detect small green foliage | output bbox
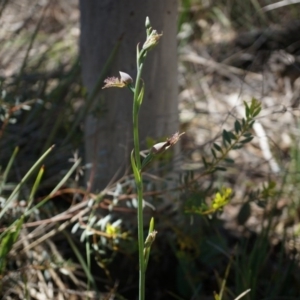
[201,99,261,176]
[0,216,24,274]
[261,180,276,199]
[185,187,232,215]
[185,99,261,222]
[0,145,81,291]
[222,129,232,146]
[247,180,277,208]
[244,98,261,120]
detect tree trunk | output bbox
[80,0,178,190]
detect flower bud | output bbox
[145,16,151,29]
[119,71,133,85]
[151,142,169,154]
[142,30,163,52]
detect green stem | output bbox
[132,55,147,300]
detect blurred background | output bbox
[1,0,300,299]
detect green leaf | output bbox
[222,129,232,145]
[244,101,250,119]
[131,150,141,182]
[0,216,24,273]
[25,156,82,216]
[253,107,261,117]
[141,152,154,169]
[233,144,243,149]
[137,83,145,106]
[0,145,54,220]
[234,120,241,134]
[243,132,252,137]
[213,143,222,152]
[144,218,157,269]
[148,217,155,235]
[215,166,227,171]
[246,98,262,119]
[211,148,217,159]
[249,120,255,128]
[229,131,237,140]
[242,118,246,127]
[224,158,235,164]
[0,147,19,195]
[214,292,221,300]
[27,166,44,211]
[241,136,254,144]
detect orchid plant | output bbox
[103,17,183,300]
